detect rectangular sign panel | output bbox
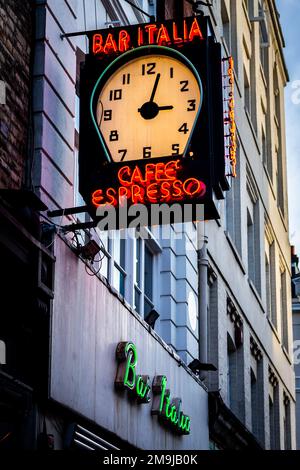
[79,16,234,225]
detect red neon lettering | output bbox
[104,33,118,54]
[160,181,171,201]
[144,24,158,44]
[147,183,159,203]
[131,166,145,184]
[92,189,104,207]
[155,162,167,181]
[118,166,131,186]
[188,18,203,41]
[156,24,171,46]
[173,22,183,43]
[165,160,180,179]
[119,30,131,52]
[106,188,117,206]
[138,26,144,46]
[118,186,131,204]
[183,178,202,196]
[183,20,188,41]
[145,164,156,184]
[93,34,103,54]
[172,180,184,198]
[131,185,144,204]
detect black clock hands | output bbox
[138,74,173,120]
[149,73,161,103]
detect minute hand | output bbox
[149,73,161,102]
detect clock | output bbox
[91,46,203,163]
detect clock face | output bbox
[95,53,202,163]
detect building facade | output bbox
[0,0,295,450]
[292,247,300,449]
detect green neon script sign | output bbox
[115,341,191,435]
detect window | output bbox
[221,0,230,52]
[250,340,265,445]
[262,125,267,167]
[226,143,241,253]
[134,237,154,317]
[112,232,126,297]
[259,26,268,77]
[283,397,292,450]
[269,379,280,449]
[262,109,272,178]
[251,369,259,437]
[265,236,277,326]
[274,67,281,125]
[244,68,251,116]
[258,1,269,78]
[280,269,289,351]
[227,331,244,421]
[276,147,284,216]
[247,206,261,294]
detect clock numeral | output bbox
[118,149,127,161]
[187,99,196,111]
[142,63,156,75]
[170,67,174,79]
[109,130,119,141]
[122,73,130,85]
[178,123,189,134]
[109,89,122,101]
[104,110,112,121]
[143,147,152,159]
[180,80,189,92]
[172,144,180,155]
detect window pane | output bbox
[99,254,108,279]
[144,246,153,301]
[134,287,141,314]
[113,266,125,297]
[135,238,141,287]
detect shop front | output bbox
[50,236,209,450]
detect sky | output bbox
[276,0,300,255]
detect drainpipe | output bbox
[197,222,208,381]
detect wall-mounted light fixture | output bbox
[144,309,160,329]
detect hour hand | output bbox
[157,105,173,111]
[138,102,173,120]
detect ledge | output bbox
[224,230,246,275]
[248,278,265,313]
[267,317,281,344]
[282,345,292,365]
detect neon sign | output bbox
[91,160,206,208]
[92,17,204,56]
[223,56,237,178]
[115,342,191,435]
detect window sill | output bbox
[263,163,276,200]
[277,205,288,232]
[267,317,281,344]
[224,231,246,275]
[282,345,292,365]
[259,63,268,90]
[244,107,260,153]
[248,278,265,313]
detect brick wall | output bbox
[0,0,33,189]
